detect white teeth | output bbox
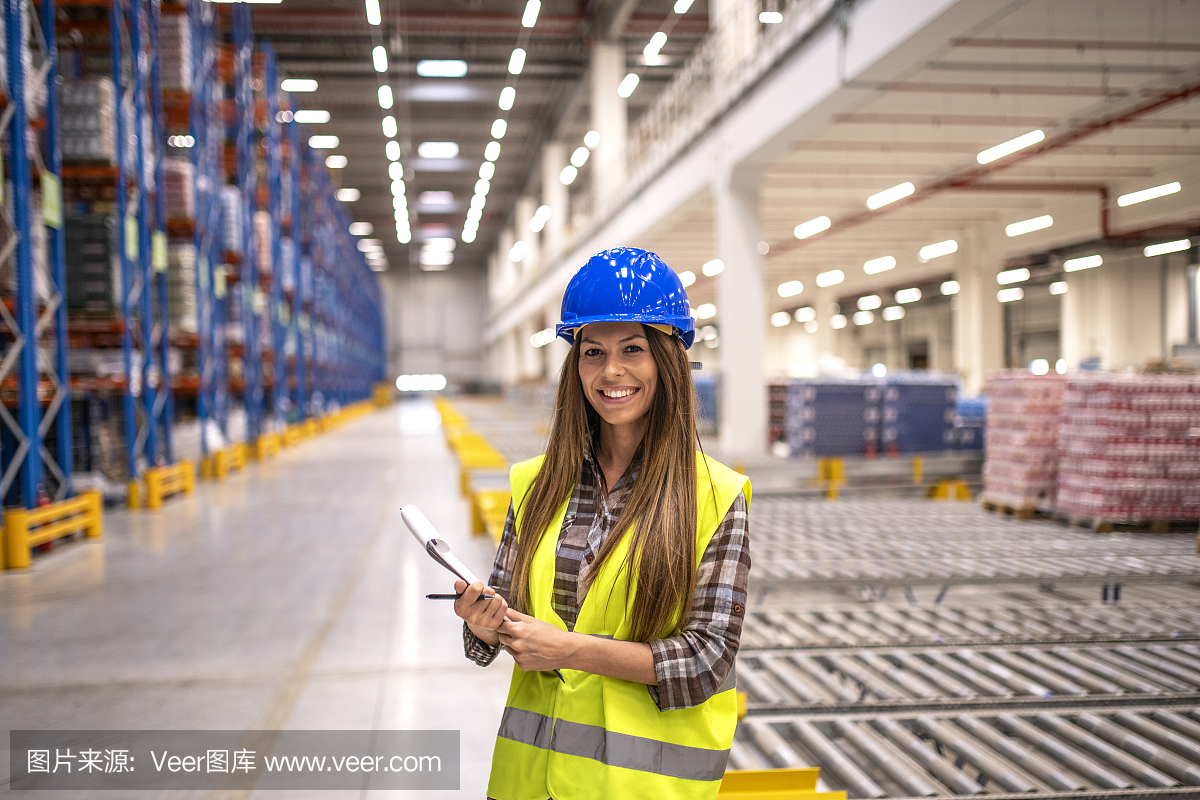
[602,388,635,398]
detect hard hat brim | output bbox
[556,314,695,349]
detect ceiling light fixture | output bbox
[378,85,393,109]
[372,45,388,73]
[418,141,459,159]
[777,280,803,298]
[478,162,495,181]
[484,141,501,161]
[308,135,338,149]
[816,269,844,287]
[793,215,830,239]
[570,146,589,168]
[509,241,528,262]
[584,130,599,148]
[702,259,724,277]
[336,188,360,202]
[529,204,552,232]
[617,73,639,98]
[560,165,578,185]
[1118,181,1181,207]
[1063,254,1102,272]
[997,287,1024,302]
[491,119,507,139]
[325,155,347,169]
[498,86,515,111]
[355,238,381,252]
[419,191,454,205]
[389,163,404,182]
[997,267,1030,284]
[794,307,816,323]
[857,295,881,311]
[696,303,716,320]
[364,0,380,24]
[759,11,782,22]
[770,311,791,327]
[644,32,667,60]
[882,306,904,321]
[508,48,526,75]
[386,141,401,161]
[1049,281,1068,295]
[830,314,847,329]
[976,130,1044,165]
[852,310,875,325]
[1144,239,1191,257]
[521,0,540,27]
[424,238,456,252]
[674,0,694,12]
[863,255,896,274]
[475,179,491,196]
[382,116,397,138]
[348,222,373,236]
[416,60,468,78]
[894,287,921,304]
[918,239,958,261]
[280,78,317,92]
[866,181,914,210]
[1005,215,1052,237]
[940,280,960,295]
[293,110,329,124]
[678,270,695,287]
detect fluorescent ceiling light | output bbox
[696,303,716,320]
[882,306,904,321]
[794,307,816,323]
[1118,181,1180,207]
[1006,215,1052,237]
[420,251,454,267]
[509,241,528,262]
[644,32,667,59]
[348,222,373,236]
[336,188,360,202]
[997,287,1024,302]
[560,165,578,185]
[418,141,459,159]
[976,130,1044,165]
[894,287,922,304]
[308,135,339,149]
[940,280,959,295]
[372,46,388,73]
[280,79,317,92]
[617,73,640,98]
[863,255,896,274]
[852,310,874,325]
[397,228,411,244]
[919,239,958,261]
[1063,254,1102,272]
[424,238,456,251]
[702,259,724,277]
[1144,239,1191,257]
[522,0,540,27]
[389,162,404,181]
[393,195,407,210]
[759,11,782,22]
[419,191,454,205]
[793,216,830,239]
[365,0,380,25]
[291,110,327,124]
[386,141,401,161]
[484,141,501,161]
[1049,281,1068,295]
[678,270,695,287]
[470,195,486,210]
[816,269,844,287]
[499,86,515,111]
[416,60,468,78]
[529,204,551,232]
[777,280,803,298]
[584,130,599,148]
[355,239,381,252]
[1029,358,1049,375]
[857,295,881,311]
[475,179,491,196]
[467,207,482,222]
[378,85,393,109]
[491,119,507,139]
[530,328,555,348]
[478,161,495,181]
[830,314,847,329]
[508,48,526,75]
[673,0,694,12]
[325,155,348,169]
[866,182,914,210]
[461,229,476,244]
[382,116,397,138]
[570,146,590,168]
[997,267,1030,285]
[770,311,791,327]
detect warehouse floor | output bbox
[0,402,509,799]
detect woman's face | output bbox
[577,322,658,430]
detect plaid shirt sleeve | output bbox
[463,501,516,667]
[647,491,751,711]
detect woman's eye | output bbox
[583,348,602,358]
[625,345,644,354]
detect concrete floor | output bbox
[0,399,511,799]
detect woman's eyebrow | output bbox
[581,334,647,345]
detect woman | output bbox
[454,247,751,800]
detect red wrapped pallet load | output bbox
[1055,375,1200,527]
[981,371,1065,513]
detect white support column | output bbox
[515,196,539,278]
[953,229,1004,394]
[590,42,626,207]
[714,169,767,459]
[542,143,568,262]
[497,227,516,300]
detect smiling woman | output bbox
[454,247,752,800]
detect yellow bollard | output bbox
[146,469,163,510]
[127,480,141,509]
[912,456,923,485]
[3,506,30,569]
[736,690,747,720]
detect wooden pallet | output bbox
[981,499,1045,520]
[1054,514,1200,534]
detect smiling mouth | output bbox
[600,388,638,399]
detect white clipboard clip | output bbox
[401,505,481,586]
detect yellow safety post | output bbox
[254,433,281,461]
[825,457,844,500]
[143,461,196,509]
[374,383,393,407]
[3,491,104,570]
[472,489,511,544]
[127,480,141,509]
[956,479,972,500]
[303,419,319,437]
[912,456,923,485]
[736,690,747,720]
[719,768,845,799]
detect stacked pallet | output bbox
[981,372,1064,513]
[221,186,242,253]
[158,11,192,90]
[881,374,958,454]
[168,243,196,334]
[64,214,117,314]
[786,378,881,457]
[163,158,194,220]
[60,78,117,163]
[767,380,788,445]
[1056,375,1200,527]
[254,211,271,274]
[954,395,987,451]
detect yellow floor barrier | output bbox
[451,433,508,496]
[472,489,511,544]
[254,433,282,461]
[204,442,249,481]
[141,460,195,510]
[3,491,103,569]
[719,768,845,799]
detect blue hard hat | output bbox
[556,247,695,349]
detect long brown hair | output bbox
[508,325,701,642]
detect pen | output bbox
[426,592,498,601]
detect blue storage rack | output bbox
[881,374,959,454]
[786,379,882,457]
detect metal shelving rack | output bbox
[0,0,74,508]
[285,111,307,421]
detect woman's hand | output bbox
[497,610,574,672]
[453,580,508,646]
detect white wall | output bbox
[382,266,488,386]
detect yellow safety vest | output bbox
[487,452,751,800]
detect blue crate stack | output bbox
[954,394,987,451]
[881,373,959,454]
[785,378,882,457]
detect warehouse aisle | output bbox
[0,400,511,799]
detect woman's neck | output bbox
[596,418,647,494]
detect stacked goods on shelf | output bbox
[881,373,959,454]
[694,375,718,436]
[158,11,191,90]
[767,380,788,444]
[221,186,242,253]
[254,210,271,274]
[954,395,988,451]
[163,158,194,220]
[59,78,116,163]
[1056,375,1200,524]
[278,236,295,291]
[785,378,881,457]
[981,371,1064,512]
[0,10,46,117]
[167,244,196,333]
[64,215,117,314]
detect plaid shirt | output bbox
[463,451,751,711]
